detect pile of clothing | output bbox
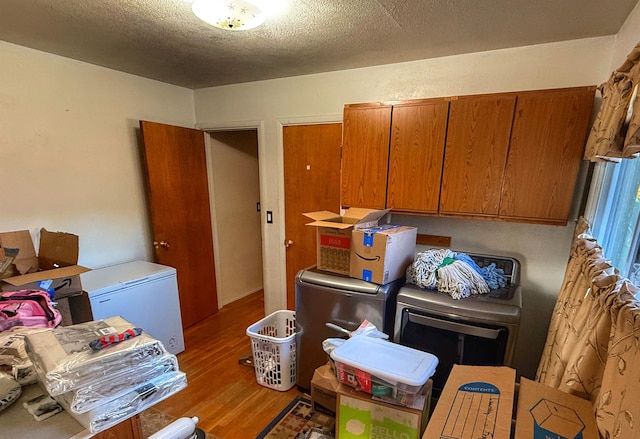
[23,316,186,433]
[406,249,507,299]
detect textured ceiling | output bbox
[0,0,638,89]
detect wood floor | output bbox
[153,291,302,438]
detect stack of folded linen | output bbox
[24,316,187,433]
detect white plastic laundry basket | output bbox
[246,310,296,391]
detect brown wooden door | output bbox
[140,120,218,328]
[440,94,516,216]
[387,99,449,213]
[499,87,595,223]
[341,104,392,209]
[283,123,342,310]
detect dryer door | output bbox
[397,307,509,396]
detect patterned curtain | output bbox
[584,42,640,162]
[535,218,640,437]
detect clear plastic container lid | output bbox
[330,335,438,387]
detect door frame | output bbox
[196,115,342,314]
[197,120,265,311]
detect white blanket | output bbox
[24,316,167,395]
[64,353,179,413]
[55,371,187,433]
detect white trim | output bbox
[276,113,343,126]
[203,132,223,310]
[196,120,262,131]
[198,120,272,312]
[583,161,608,225]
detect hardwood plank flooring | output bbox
[153,291,302,438]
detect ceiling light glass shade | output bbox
[192,0,266,31]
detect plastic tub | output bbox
[330,335,438,405]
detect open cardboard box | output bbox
[304,208,391,276]
[311,362,341,417]
[0,229,89,298]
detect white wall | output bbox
[0,41,196,269]
[611,1,640,69]
[208,130,263,306]
[193,37,618,379]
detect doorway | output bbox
[207,130,264,307]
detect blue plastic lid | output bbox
[330,335,438,386]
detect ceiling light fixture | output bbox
[192,0,266,31]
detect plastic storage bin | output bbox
[330,335,438,406]
[246,310,297,391]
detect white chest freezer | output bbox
[80,260,185,355]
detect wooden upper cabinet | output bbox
[340,86,595,224]
[386,100,449,213]
[341,103,392,209]
[440,94,516,217]
[499,87,595,224]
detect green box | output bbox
[336,381,431,439]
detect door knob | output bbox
[284,239,294,248]
[154,240,170,249]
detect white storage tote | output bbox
[246,310,296,391]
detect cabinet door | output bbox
[440,94,516,216]
[499,87,595,224]
[341,104,392,209]
[386,100,449,213]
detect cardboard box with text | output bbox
[337,380,432,439]
[423,365,515,439]
[350,225,417,284]
[304,208,390,275]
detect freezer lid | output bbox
[295,268,396,295]
[81,260,176,298]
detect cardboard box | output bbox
[337,381,432,439]
[514,378,598,439]
[312,363,341,417]
[423,365,515,439]
[350,225,417,284]
[0,229,89,298]
[304,208,390,275]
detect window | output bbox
[589,158,640,284]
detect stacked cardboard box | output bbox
[311,363,433,439]
[304,208,417,285]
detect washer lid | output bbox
[397,283,522,324]
[330,335,438,386]
[295,268,398,295]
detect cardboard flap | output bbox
[38,228,79,269]
[343,208,391,225]
[303,211,342,222]
[306,220,355,229]
[0,230,38,275]
[3,265,90,287]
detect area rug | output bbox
[256,396,335,439]
[140,406,220,439]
